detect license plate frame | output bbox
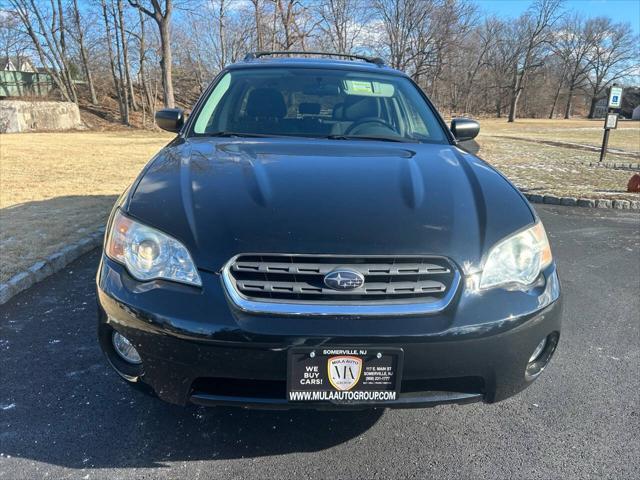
[287,347,403,404]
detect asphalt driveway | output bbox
[1,205,638,479]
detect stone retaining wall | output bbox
[0,100,83,133]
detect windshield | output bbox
[190,67,447,143]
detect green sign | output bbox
[343,79,395,97]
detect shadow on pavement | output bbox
[0,250,383,470]
[0,194,118,282]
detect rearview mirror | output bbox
[450,117,480,142]
[155,108,184,133]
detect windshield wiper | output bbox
[201,131,273,138]
[325,134,413,143]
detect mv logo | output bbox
[327,356,362,391]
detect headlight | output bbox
[479,222,552,289]
[105,209,202,286]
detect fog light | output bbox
[112,331,142,364]
[529,338,547,363]
[525,332,559,381]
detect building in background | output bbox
[1,56,37,73]
[593,87,640,119]
[0,55,53,98]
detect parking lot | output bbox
[1,204,638,479]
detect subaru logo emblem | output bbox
[324,269,365,291]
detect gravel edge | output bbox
[0,228,105,305]
[0,191,638,306]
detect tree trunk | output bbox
[548,86,560,119]
[271,0,277,50]
[72,0,98,105]
[117,0,137,111]
[218,0,226,68]
[101,0,127,124]
[278,0,294,50]
[548,90,560,118]
[112,1,129,124]
[508,69,524,123]
[563,86,574,119]
[138,9,152,118]
[507,91,521,122]
[548,63,567,119]
[587,94,599,119]
[56,0,78,103]
[158,19,174,108]
[127,0,173,109]
[252,0,262,50]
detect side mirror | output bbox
[450,117,480,142]
[155,108,184,133]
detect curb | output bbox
[522,193,640,210]
[0,227,105,305]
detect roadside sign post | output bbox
[599,84,623,162]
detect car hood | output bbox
[126,138,534,272]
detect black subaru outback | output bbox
[97,52,561,408]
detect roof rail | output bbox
[243,51,386,67]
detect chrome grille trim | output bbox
[221,254,461,316]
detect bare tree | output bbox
[584,18,638,118]
[206,0,251,70]
[418,0,476,104]
[317,0,369,53]
[0,10,30,62]
[6,0,639,123]
[545,53,566,118]
[482,20,514,117]
[506,0,563,122]
[112,0,130,120]
[135,9,155,123]
[128,0,174,108]
[178,14,209,92]
[550,15,598,118]
[53,0,77,101]
[9,0,78,102]
[100,0,128,123]
[455,17,500,114]
[116,0,137,110]
[249,0,262,50]
[277,0,295,50]
[70,0,99,105]
[374,0,431,72]
[272,0,317,51]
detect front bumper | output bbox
[97,256,562,409]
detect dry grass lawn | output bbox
[0,131,172,283]
[0,120,638,284]
[479,118,640,154]
[476,118,640,202]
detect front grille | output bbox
[224,254,458,306]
